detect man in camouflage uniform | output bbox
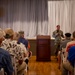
[52,25,64,58]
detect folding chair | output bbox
[59,48,67,69]
[61,48,67,63]
[11,54,17,75]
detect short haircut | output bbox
[65,33,71,37]
[18,31,24,34]
[56,25,60,27]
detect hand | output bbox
[56,33,59,36]
[58,33,61,36]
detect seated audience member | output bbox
[58,33,71,69]
[18,31,32,56]
[1,28,26,75]
[18,31,32,69]
[13,32,28,57]
[61,31,75,75]
[13,32,29,71]
[62,46,75,75]
[18,31,28,49]
[66,31,75,52]
[0,28,13,75]
[13,32,29,57]
[60,33,71,50]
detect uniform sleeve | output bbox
[52,31,56,38]
[61,31,64,38]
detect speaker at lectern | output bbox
[36,35,51,61]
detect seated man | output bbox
[61,31,75,75]
[60,33,71,49]
[18,31,32,56]
[58,33,71,69]
[62,46,75,75]
[18,31,28,49]
[18,31,32,69]
[1,28,26,75]
[0,28,13,75]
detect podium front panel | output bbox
[36,35,51,61]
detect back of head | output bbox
[18,31,24,37]
[13,32,20,40]
[4,28,14,39]
[65,33,71,38]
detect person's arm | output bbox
[52,31,58,38]
[61,31,64,38]
[28,42,30,49]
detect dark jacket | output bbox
[18,37,28,48]
[0,48,13,75]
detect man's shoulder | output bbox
[53,30,57,33]
[19,37,27,41]
[63,39,70,43]
[0,48,10,56]
[61,40,70,45]
[67,41,75,44]
[67,41,75,47]
[60,30,63,32]
[61,40,66,44]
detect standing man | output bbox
[52,25,64,58]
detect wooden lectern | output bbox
[36,35,51,61]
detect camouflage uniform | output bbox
[53,30,64,56]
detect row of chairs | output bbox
[10,54,17,75]
[0,54,29,75]
[11,54,29,75]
